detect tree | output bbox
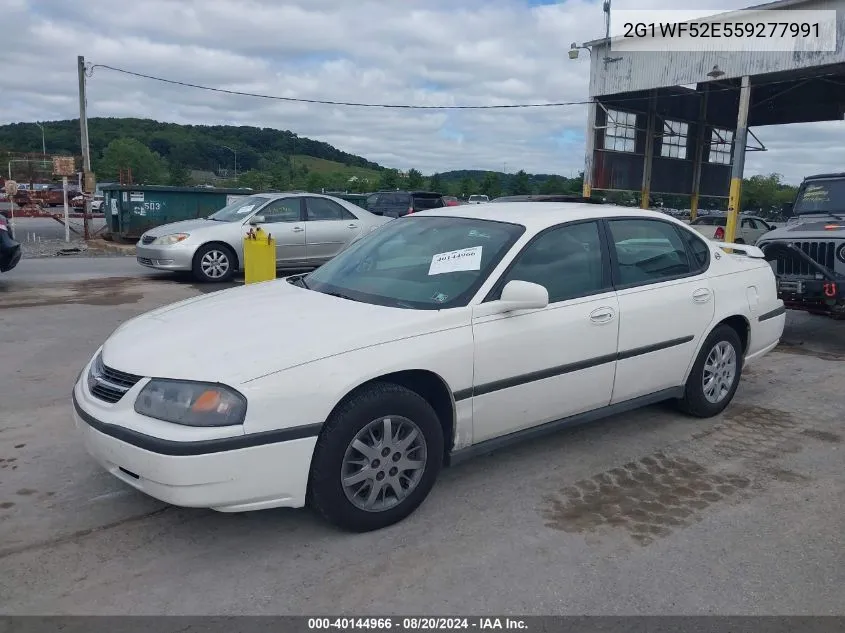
[306,172,326,193]
[509,170,531,195]
[539,175,568,195]
[479,172,502,199]
[379,169,399,190]
[459,177,476,197]
[429,172,443,192]
[239,169,272,191]
[407,168,424,190]
[97,137,167,184]
[168,162,192,186]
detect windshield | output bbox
[207,196,267,222]
[793,179,845,215]
[304,216,525,309]
[469,195,487,201]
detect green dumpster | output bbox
[101,185,256,241]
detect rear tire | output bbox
[192,243,235,283]
[678,325,743,418]
[309,383,444,532]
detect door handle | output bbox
[292,226,304,233]
[692,288,712,303]
[589,307,616,324]
[348,223,359,229]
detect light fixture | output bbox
[707,65,725,79]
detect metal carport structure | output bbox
[579,0,845,241]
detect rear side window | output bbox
[608,219,693,286]
[675,226,710,273]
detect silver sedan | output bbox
[135,192,391,282]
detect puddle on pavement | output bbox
[540,402,836,546]
[0,277,144,309]
[540,453,752,546]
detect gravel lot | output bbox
[0,263,843,615]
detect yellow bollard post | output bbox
[243,226,276,284]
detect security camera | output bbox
[568,48,579,60]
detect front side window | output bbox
[258,198,301,223]
[304,216,525,309]
[495,221,607,303]
[608,219,692,286]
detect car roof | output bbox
[413,202,682,230]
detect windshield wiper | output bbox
[289,274,309,289]
[323,291,360,302]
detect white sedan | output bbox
[73,203,785,532]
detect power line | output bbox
[88,62,844,110]
[88,63,592,109]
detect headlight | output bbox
[152,233,190,245]
[134,379,247,427]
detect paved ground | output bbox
[0,260,843,615]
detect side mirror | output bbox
[249,215,266,225]
[475,280,549,317]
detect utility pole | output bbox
[35,122,46,155]
[78,55,92,240]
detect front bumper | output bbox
[135,243,196,272]
[72,377,318,512]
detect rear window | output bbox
[794,179,845,214]
[694,217,726,226]
[413,195,444,210]
[373,193,410,206]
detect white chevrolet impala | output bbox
[73,203,785,532]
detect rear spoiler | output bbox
[710,241,766,259]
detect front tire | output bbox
[309,383,444,532]
[678,325,743,418]
[192,243,235,283]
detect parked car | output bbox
[135,192,391,283]
[367,191,445,217]
[0,212,21,273]
[467,194,489,204]
[442,196,461,207]
[71,194,104,211]
[689,214,776,244]
[74,202,784,532]
[757,172,845,319]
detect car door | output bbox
[470,220,619,444]
[741,217,769,243]
[250,197,307,265]
[605,218,715,405]
[304,197,362,263]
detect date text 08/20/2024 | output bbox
[307,618,528,631]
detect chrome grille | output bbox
[141,235,155,245]
[774,241,837,276]
[88,354,143,404]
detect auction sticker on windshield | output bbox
[429,246,482,275]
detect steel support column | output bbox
[726,75,750,243]
[690,86,709,223]
[640,91,657,210]
[582,99,597,198]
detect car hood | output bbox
[761,218,845,241]
[101,279,469,384]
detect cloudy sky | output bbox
[2,0,843,183]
